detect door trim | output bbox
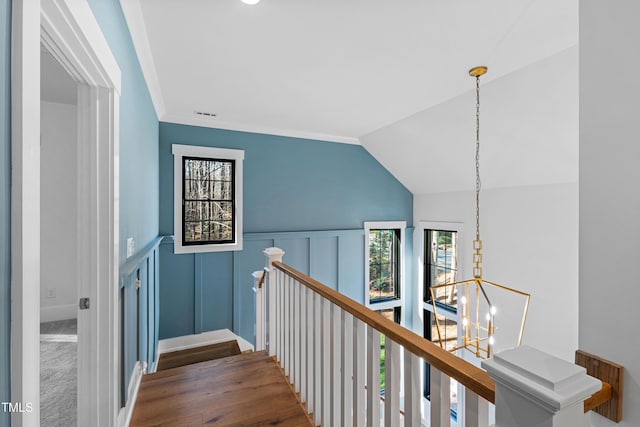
[11,0,120,425]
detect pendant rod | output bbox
[469,66,487,279]
[475,74,481,242]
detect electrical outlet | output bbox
[126,237,135,258]
[46,288,56,299]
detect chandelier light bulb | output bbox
[489,335,495,346]
[490,305,497,315]
[462,317,468,327]
[461,296,467,305]
[486,313,491,321]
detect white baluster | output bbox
[366,327,381,427]
[252,271,265,351]
[464,389,489,427]
[322,298,331,426]
[384,338,401,427]
[263,247,284,357]
[354,319,366,427]
[284,274,290,378]
[430,368,451,427]
[314,293,322,426]
[289,276,294,382]
[403,351,422,427]
[272,269,278,361]
[331,305,343,426]
[342,311,354,426]
[279,269,284,364]
[307,288,315,416]
[300,284,307,405]
[293,279,299,394]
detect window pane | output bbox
[423,309,459,419]
[369,229,400,304]
[424,229,458,309]
[183,157,235,245]
[431,312,458,352]
[376,307,400,394]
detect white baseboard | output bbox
[150,348,161,374]
[40,304,77,322]
[117,361,144,427]
[158,329,254,355]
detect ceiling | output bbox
[122,0,578,193]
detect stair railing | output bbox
[257,247,612,427]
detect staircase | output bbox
[156,339,241,371]
[131,344,312,426]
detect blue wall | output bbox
[159,123,413,342]
[159,123,412,234]
[87,0,159,263]
[86,0,160,411]
[0,0,11,426]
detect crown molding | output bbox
[161,113,361,145]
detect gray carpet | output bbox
[40,319,77,427]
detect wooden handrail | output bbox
[273,261,496,403]
[584,381,612,413]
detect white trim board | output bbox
[116,361,144,427]
[40,304,77,323]
[157,329,254,356]
[12,1,121,425]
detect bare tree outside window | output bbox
[183,157,235,244]
[368,229,400,303]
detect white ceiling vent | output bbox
[194,110,217,118]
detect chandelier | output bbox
[429,66,531,359]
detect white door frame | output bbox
[11,1,121,426]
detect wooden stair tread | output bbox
[142,351,270,383]
[156,340,241,371]
[132,351,312,426]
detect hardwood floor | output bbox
[131,351,312,426]
[156,340,241,371]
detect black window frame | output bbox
[368,228,402,305]
[181,155,236,246]
[424,229,458,314]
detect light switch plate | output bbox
[126,237,135,258]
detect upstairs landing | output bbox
[131,350,312,426]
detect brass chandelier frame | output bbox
[430,66,531,359]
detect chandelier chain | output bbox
[475,75,481,241]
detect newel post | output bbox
[252,270,266,351]
[264,247,284,356]
[482,346,601,427]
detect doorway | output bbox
[39,46,79,425]
[11,1,121,425]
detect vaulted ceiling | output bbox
[121,0,578,193]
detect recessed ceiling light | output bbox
[241,0,260,4]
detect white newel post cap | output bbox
[482,346,601,427]
[263,247,285,264]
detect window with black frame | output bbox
[172,144,244,254]
[368,228,401,304]
[182,156,235,245]
[424,229,458,311]
[364,221,405,396]
[422,227,459,420]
